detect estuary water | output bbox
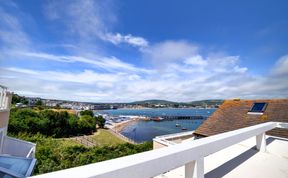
[99,108,216,143]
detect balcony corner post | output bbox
[256,132,266,152]
[185,158,204,178]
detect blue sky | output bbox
[0,0,287,102]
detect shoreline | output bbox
[112,118,139,133]
[107,119,141,144]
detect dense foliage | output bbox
[79,110,94,117]
[13,133,152,175]
[95,115,106,128]
[80,110,106,128]
[9,108,97,137]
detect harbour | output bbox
[96,108,216,143]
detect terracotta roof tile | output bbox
[194,99,288,138]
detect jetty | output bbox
[161,115,205,120]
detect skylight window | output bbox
[248,102,267,115]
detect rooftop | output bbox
[195,99,288,138]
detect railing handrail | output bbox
[31,122,279,178]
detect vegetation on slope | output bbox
[8,108,153,175]
[8,108,97,137]
[13,133,152,175]
[8,108,107,137]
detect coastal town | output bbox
[13,94,222,110]
[11,93,218,144]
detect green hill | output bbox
[130,99,177,105]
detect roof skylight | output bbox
[248,102,267,114]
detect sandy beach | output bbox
[110,118,139,133]
[106,118,143,144]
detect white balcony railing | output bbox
[31,122,283,178]
[2,136,36,158]
[0,85,36,159]
[0,127,36,158]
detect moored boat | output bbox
[151,117,164,121]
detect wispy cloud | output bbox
[43,0,148,48]
[16,51,153,73]
[271,55,288,76]
[43,0,113,39]
[0,3,31,50]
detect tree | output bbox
[12,94,28,104]
[95,116,105,128]
[54,104,61,109]
[80,110,94,117]
[35,100,43,106]
[78,115,97,134]
[9,108,98,137]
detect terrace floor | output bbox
[155,135,288,178]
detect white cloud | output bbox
[184,55,207,66]
[143,41,198,62]
[104,33,148,47]
[1,54,288,102]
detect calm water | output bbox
[99,108,215,118]
[99,108,216,143]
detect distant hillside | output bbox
[130,99,224,106]
[189,99,224,106]
[130,99,177,105]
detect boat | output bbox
[181,127,187,130]
[151,117,164,121]
[175,123,181,127]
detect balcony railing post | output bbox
[256,132,266,152]
[0,130,4,154]
[185,158,204,178]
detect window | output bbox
[249,102,267,113]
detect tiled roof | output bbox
[194,99,288,138]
